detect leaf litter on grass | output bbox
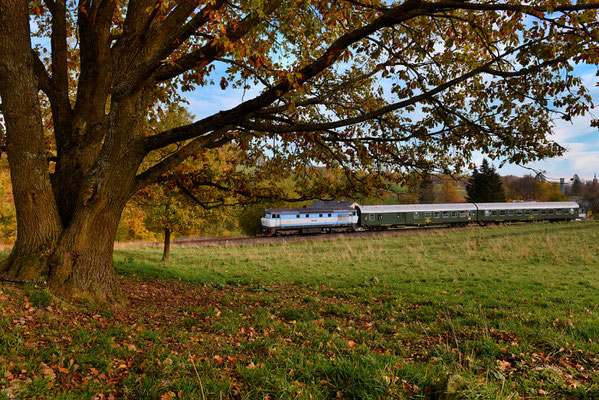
[0,275,597,399]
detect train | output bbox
[260,201,580,235]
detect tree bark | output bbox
[162,227,171,262]
[0,0,62,280]
[48,196,125,301]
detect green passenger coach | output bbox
[357,204,477,229]
[475,202,579,223]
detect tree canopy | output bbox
[0,0,598,301]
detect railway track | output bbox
[116,224,475,249]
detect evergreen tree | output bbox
[465,159,507,202]
[465,165,481,202]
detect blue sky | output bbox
[492,67,599,182]
[183,64,599,182]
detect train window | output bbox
[491,210,497,216]
[378,214,383,221]
[541,210,546,215]
[460,211,466,217]
[484,210,490,216]
[570,208,575,214]
[451,211,457,217]
[442,211,449,218]
[500,210,506,216]
[507,210,514,216]
[556,209,562,215]
[533,209,538,215]
[516,210,522,215]
[328,213,332,217]
[305,214,310,218]
[425,212,431,218]
[434,212,440,218]
[297,214,300,218]
[369,214,375,221]
[319,214,323,217]
[414,212,419,219]
[548,209,554,215]
[524,210,530,215]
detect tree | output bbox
[505,174,568,201]
[505,174,544,200]
[141,187,204,261]
[436,180,462,203]
[0,0,597,302]
[0,155,16,242]
[466,159,507,202]
[582,180,599,218]
[418,175,436,204]
[570,174,584,197]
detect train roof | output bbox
[475,201,579,210]
[309,200,358,209]
[264,207,353,214]
[357,203,477,213]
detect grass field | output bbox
[1,221,599,399]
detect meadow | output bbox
[1,221,599,399]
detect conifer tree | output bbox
[466,159,507,202]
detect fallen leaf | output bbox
[161,391,176,400]
[498,360,511,371]
[39,363,56,380]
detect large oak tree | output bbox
[0,0,597,302]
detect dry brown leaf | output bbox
[498,360,512,371]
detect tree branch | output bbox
[135,128,235,190]
[153,0,281,83]
[144,0,429,150]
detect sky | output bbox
[183,64,599,183]
[492,67,599,182]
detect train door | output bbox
[397,212,405,225]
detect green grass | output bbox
[1,221,599,399]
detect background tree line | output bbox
[1,154,597,249]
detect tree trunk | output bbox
[44,91,148,302]
[0,0,62,280]
[162,227,171,262]
[47,197,126,302]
